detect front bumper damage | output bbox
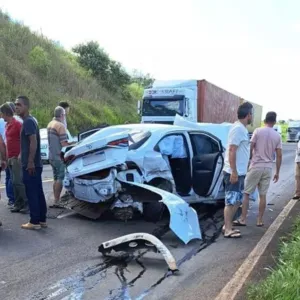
[98,232,178,272]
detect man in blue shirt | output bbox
[15,96,47,230]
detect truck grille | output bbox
[143,121,173,125]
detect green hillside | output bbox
[0,10,146,134]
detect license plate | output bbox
[82,151,106,166]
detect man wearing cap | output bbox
[234,112,282,227]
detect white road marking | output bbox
[57,211,77,219]
[214,198,298,300]
[0,178,53,189]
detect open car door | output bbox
[189,132,224,197]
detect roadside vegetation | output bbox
[247,216,300,300]
[0,10,153,134]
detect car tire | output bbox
[143,180,172,223]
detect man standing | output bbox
[222,102,253,238]
[15,96,47,230]
[293,139,300,200]
[0,130,8,227]
[234,112,282,227]
[58,101,70,128]
[47,106,75,208]
[0,103,28,213]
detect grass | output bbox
[0,10,140,135]
[247,217,300,300]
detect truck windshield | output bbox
[142,97,184,116]
[288,127,300,132]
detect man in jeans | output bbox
[15,96,47,230]
[47,106,75,208]
[0,103,28,213]
[293,140,300,200]
[234,112,282,227]
[222,102,253,238]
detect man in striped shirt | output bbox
[47,106,74,208]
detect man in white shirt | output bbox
[293,140,300,200]
[222,102,253,238]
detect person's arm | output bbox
[24,119,38,174]
[228,127,244,182]
[228,145,238,174]
[274,137,283,182]
[28,134,37,164]
[59,125,74,147]
[0,134,7,166]
[296,141,300,166]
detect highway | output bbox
[0,143,297,300]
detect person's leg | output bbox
[21,167,41,229]
[235,168,261,225]
[10,158,28,212]
[5,166,14,205]
[256,168,272,226]
[293,163,300,199]
[49,160,64,208]
[223,172,242,238]
[36,167,47,226]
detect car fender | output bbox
[117,177,202,244]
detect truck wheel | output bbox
[143,180,172,223]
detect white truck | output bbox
[138,79,263,136]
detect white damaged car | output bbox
[62,116,260,243]
[62,114,240,219]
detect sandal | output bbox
[256,223,264,227]
[233,219,247,226]
[224,231,242,238]
[222,228,240,234]
[49,204,64,209]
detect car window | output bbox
[128,130,151,150]
[189,134,219,155]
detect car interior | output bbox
[157,134,192,196]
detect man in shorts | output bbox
[47,107,75,208]
[222,102,253,238]
[292,139,300,200]
[234,112,282,227]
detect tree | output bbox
[131,69,154,88]
[72,41,130,91]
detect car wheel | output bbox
[143,181,172,223]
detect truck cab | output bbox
[287,121,300,142]
[139,80,198,124]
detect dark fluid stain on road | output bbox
[30,204,224,300]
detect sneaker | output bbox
[21,222,41,230]
[40,222,48,228]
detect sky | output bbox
[1,0,300,120]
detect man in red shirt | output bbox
[0,103,28,212]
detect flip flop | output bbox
[232,220,247,226]
[222,228,240,234]
[49,204,64,209]
[224,231,242,238]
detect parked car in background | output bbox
[40,128,76,164]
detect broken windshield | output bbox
[142,97,184,117]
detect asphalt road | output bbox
[0,143,297,300]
